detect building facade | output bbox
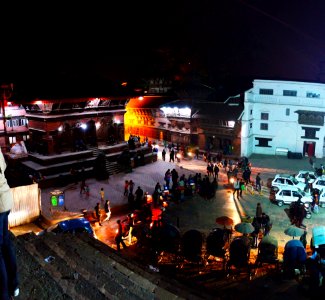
[125,95,243,156]
[23,97,126,155]
[241,79,325,158]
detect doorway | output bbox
[303,141,316,157]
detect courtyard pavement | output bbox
[32,148,324,250]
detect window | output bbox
[261,113,269,120]
[12,119,19,127]
[282,190,291,196]
[286,108,290,116]
[250,109,253,115]
[302,127,319,139]
[276,178,285,184]
[19,118,28,126]
[250,123,252,128]
[259,89,273,95]
[283,90,297,97]
[255,137,272,147]
[9,136,16,144]
[292,191,300,197]
[306,92,320,98]
[6,120,12,128]
[260,123,268,130]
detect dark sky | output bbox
[2,0,325,98]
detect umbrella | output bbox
[234,222,254,234]
[285,239,304,249]
[284,225,304,239]
[215,216,234,227]
[259,235,278,247]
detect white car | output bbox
[273,186,313,207]
[271,174,306,191]
[295,170,317,184]
[312,176,325,191]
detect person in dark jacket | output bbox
[115,220,127,251]
[94,202,102,226]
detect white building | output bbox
[241,79,325,158]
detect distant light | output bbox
[228,121,235,128]
[58,126,63,132]
[161,106,191,118]
[121,82,127,86]
[81,124,87,130]
[138,96,144,101]
[115,119,120,124]
[95,122,101,129]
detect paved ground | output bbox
[33,149,324,250]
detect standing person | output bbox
[135,186,144,209]
[0,148,19,299]
[233,178,241,200]
[125,213,134,245]
[213,164,219,180]
[128,180,134,195]
[99,187,105,203]
[115,220,127,251]
[94,202,102,226]
[84,185,90,198]
[255,202,263,224]
[239,178,245,197]
[251,217,260,248]
[300,230,307,249]
[195,147,199,159]
[80,179,86,195]
[123,180,129,197]
[164,169,171,189]
[162,148,166,161]
[169,148,175,163]
[103,200,111,222]
[255,173,262,193]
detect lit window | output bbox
[228,121,235,128]
[9,136,16,144]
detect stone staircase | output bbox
[89,146,122,176]
[14,231,206,300]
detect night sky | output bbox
[2,0,325,98]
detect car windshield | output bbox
[296,188,304,195]
[292,178,299,185]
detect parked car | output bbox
[271,174,306,192]
[273,186,313,207]
[46,217,97,239]
[295,170,317,184]
[312,176,325,191]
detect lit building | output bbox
[0,84,29,150]
[22,97,127,155]
[241,79,325,158]
[125,94,244,155]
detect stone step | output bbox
[14,231,211,300]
